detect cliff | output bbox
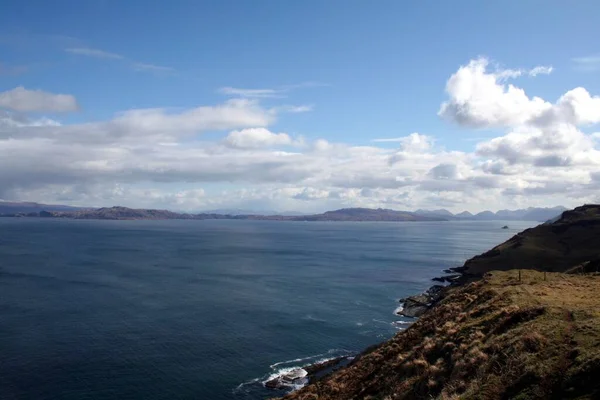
[280,204,600,399]
[282,271,600,399]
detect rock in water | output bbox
[264,368,308,390]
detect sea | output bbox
[0,218,536,399]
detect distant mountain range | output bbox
[414,206,567,222]
[0,205,442,222]
[0,201,566,222]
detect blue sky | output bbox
[1,1,600,212]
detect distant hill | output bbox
[3,205,444,222]
[0,201,567,223]
[456,204,600,280]
[0,201,84,214]
[293,208,443,222]
[414,208,455,217]
[455,211,474,218]
[414,206,567,222]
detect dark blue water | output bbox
[0,219,535,399]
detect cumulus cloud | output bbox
[373,133,434,151]
[224,128,294,148]
[436,57,600,192]
[0,87,79,112]
[429,163,459,180]
[439,58,552,128]
[3,57,600,212]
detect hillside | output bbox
[456,204,600,280]
[282,270,600,399]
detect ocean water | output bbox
[0,218,535,399]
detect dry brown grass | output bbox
[280,271,600,400]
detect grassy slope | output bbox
[459,205,600,278]
[281,271,600,400]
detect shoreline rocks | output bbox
[397,284,447,318]
[264,356,351,390]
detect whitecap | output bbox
[394,305,404,315]
[239,349,355,394]
[269,351,329,369]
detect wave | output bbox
[269,351,330,369]
[392,320,412,330]
[235,349,354,394]
[393,305,404,315]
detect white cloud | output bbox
[273,104,314,113]
[65,47,123,59]
[224,128,294,148]
[218,82,326,99]
[0,86,78,112]
[2,58,599,213]
[110,99,271,136]
[429,163,459,180]
[399,133,434,152]
[438,57,552,128]
[439,57,600,180]
[529,65,553,76]
[372,133,434,148]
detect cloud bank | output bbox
[1,57,599,212]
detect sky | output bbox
[1,1,600,213]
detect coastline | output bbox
[276,205,600,399]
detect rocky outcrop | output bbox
[397,285,446,318]
[265,357,351,390]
